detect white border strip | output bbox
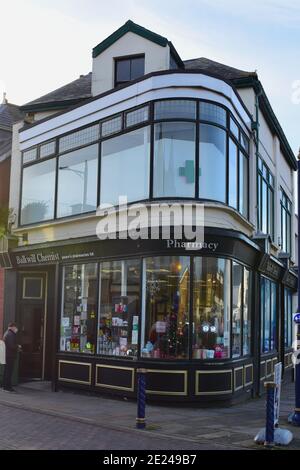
[20,73,251,150]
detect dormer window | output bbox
[114,55,145,87]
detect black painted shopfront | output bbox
[3,228,297,403]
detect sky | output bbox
[0,0,300,153]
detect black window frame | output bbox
[257,156,274,240]
[19,99,250,228]
[114,54,145,88]
[58,255,252,361]
[280,188,292,254]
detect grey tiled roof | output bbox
[22,73,92,110]
[183,57,256,80]
[0,103,24,129]
[0,137,11,162]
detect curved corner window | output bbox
[153,122,196,198]
[141,256,190,359]
[199,124,226,202]
[154,100,196,120]
[200,102,227,127]
[193,257,230,359]
[21,159,56,225]
[57,144,98,218]
[100,126,150,206]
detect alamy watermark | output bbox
[95,196,214,251]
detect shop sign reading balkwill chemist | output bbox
[13,250,96,266]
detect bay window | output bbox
[57,144,98,218]
[21,159,56,225]
[153,122,196,198]
[100,126,150,205]
[98,259,141,357]
[193,257,230,359]
[199,124,226,202]
[141,256,190,359]
[60,263,98,354]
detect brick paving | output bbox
[0,379,299,450]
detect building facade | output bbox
[3,20,297,402]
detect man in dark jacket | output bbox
[2,322,18,392]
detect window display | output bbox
[261,277,277,353]
[60,263,97,354]
[284,288,293,348]
[97,259,140,357]
[141,256,190,359]
[232,262,242,358]
[193,257,230,359]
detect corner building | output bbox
[4,21,297,402]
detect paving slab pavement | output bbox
[0,379,299,450]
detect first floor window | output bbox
[57,143,98,218]
[153,122,196,198]
[98,259,141,357]
[257,158,274,239]
[193,257,230,359]
[21,159,56,225]
[100,126,150,205]
[284,288,293,348]
[199,124,226,202]
[261,277,277,353]
[239,152,248,218]
[280,189,292,254]
[60,263,98,354]
[141,256,190,359]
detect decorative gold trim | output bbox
[22,276,43,300]
[95,364,135,392]
[195,370,232,396]
[266,359,273,378]
[244,364,253,387]
[234,367,244,392]
[145,369,188,396]
[260,361,266,381]
[58,360,92,385]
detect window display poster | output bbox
[60,337,66,351]
[62,317,70,327]
[74,315,81,326]
[156,321,167,333]
[132,329,138,345]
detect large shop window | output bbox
[193,258,230,359]
[284,288,293,348]
[141,256,190,359]
[280,189,292,254]
[261,277,277,353]
[153,122,196,198]
[57,144,98,218]
[98,259,141,357]
[232,263,251,357]
[199,124,226,202]
[257,158,274,239]
[100,126,150,205]
[60,263,98,354]
[21,159,56,225]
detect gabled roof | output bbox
[21,73,92,112]
[184,57,257,81]
[0,102,24,130]
[93,19,167,57]
[92,19,184,68]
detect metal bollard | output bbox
[136,368,147,429]
[264,381,276,448]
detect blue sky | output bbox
[1,0,299,153]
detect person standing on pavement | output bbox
[2,322,18,392]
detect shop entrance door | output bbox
[18,273,47,380]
